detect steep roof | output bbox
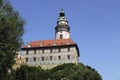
[23,38,76,48]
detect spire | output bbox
[57,8,68,25]
[55,8,70,39]
[59,8,65,17]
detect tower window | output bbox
[60,34,63,39]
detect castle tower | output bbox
[55,9,70,39]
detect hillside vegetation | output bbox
[6,63,102,80]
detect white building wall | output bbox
[22,46,78,69]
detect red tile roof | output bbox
[23,38,76,48]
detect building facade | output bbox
[21,9,80,69]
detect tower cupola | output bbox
[55,9,70,39]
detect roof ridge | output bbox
[30,38,72,42]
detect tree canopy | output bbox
[0,0,25,79]
[6,63,102,80]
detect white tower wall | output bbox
[56,31,70,39]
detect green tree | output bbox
[50,63,102,80]
[9,63,102,80]
[7,65,50,80]
[0,0,25,79]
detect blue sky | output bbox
[10,0,120,80]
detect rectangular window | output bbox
[26,58,28,62]
[60,34,63,39]
[26,50,29,55]
[42,57,44,61]
[50,56,52,61]
[58,56,61,60]
[34,50,36,54]
[34,57,36,61]
[67,55,70,60]
[50,49,52,53]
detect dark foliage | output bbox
[0,0,25,79]
[6,63,102,80]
